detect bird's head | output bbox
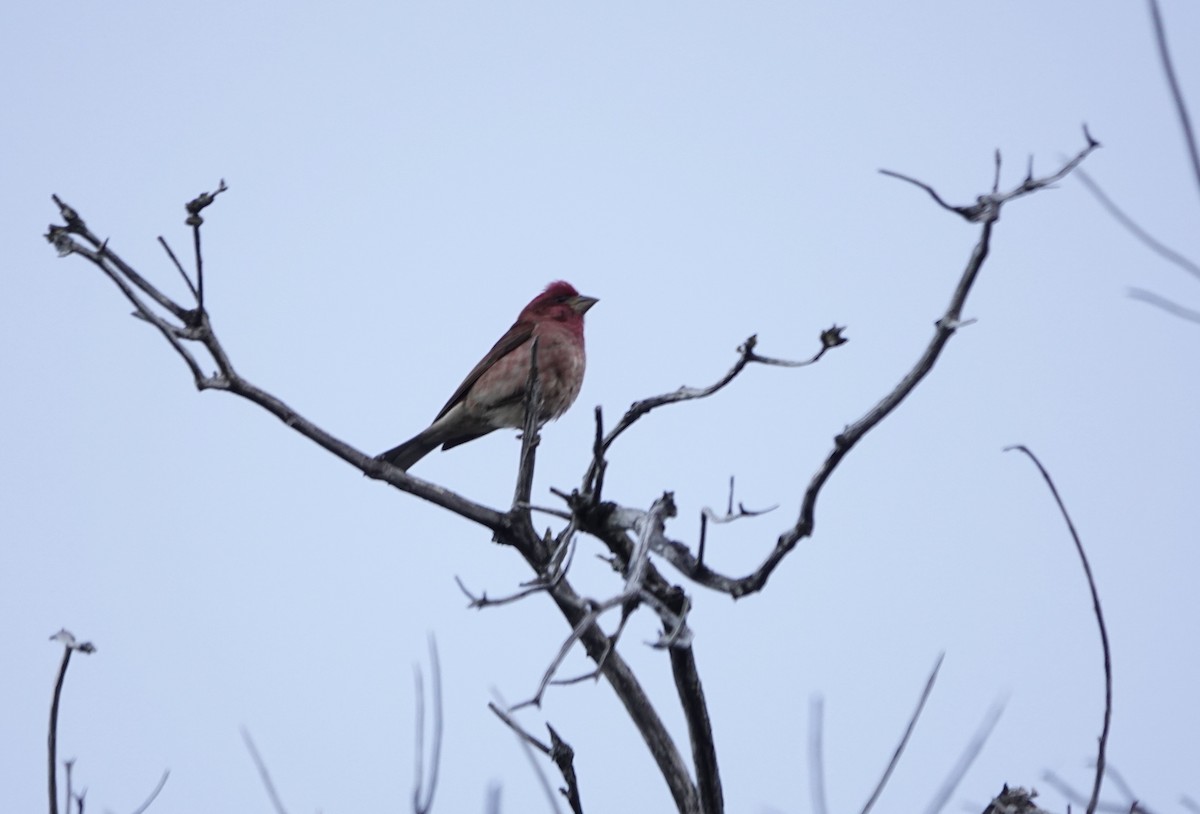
[520,281,599,327]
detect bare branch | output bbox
[488,700,566,814]
[513,337,543,525]
[543,577,699,813]
[1146,0,1200,204]
[48,630,95,814]
[1041,772,1151,814]
[47,194,513,538]
[127,770,171,814]
[183,180,227,311]
[924,699,1005,814]
[1127,288,1200,325]
[583,330,845,494]
[861,653,945,814]
[456,574,556,609]
[411,636,443,814]
[668,640,722,814]
[240,728,290,814]
[1006,445,1112,814]
[882,126,1098,224]
[593,133,1100,599]
[1075,170,1200,282]
[157,236,200,300]
[698,476,778,564]
[808,697,829,814]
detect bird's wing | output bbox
[432,320,533,422]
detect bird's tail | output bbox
[378,433,442,471]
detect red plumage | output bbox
[379,281,598,470]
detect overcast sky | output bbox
[3,2,1198,813]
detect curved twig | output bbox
[1006,445,1112,814]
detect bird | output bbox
[379,281,598,470]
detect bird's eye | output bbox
[555,294,569,303]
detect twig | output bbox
[1127,288,1200,325]
[1074,170,1200,282]
[808,697,829,814]
[157,236,200,300]
[241,728,289,814]
[488,699,565,814]
[1147,0,1200,205]
[582,329,845,494]
[923,698,1005,814]
[184,180,227,311]
[412,636,443,814]
[128,770,171,814]
[1006,445,1112,814]
[456,574,556,609]
[861,653,945,814]
[698,476,778,563]
[1041,772,1147,814]
[48,630,95,814]
[513,337,543,528]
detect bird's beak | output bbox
[569,294,599,315]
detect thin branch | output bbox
[456,574,555,609]
[184,180,227,312]
[127,770,171,814]
[1041,772,1147,814]
[923,699,1005,814]
[240,728,289,814]
[1006,445,1112,814]
[698,476,778,562]
[1147,0,1200,204]
[861,653,945,814]
[488,699,566,814]
[412,636,443,814]
[808,697,829,814]
[48,630,95,814]
[582,329,845,494]
[64,759,73,814]
[1127,288,1200,325]
[157,236,200,300]
[1075,170,1200,282]
[513,337,543,528]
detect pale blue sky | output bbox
[3,3,1198,813]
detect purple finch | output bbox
[379,281,598,470]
